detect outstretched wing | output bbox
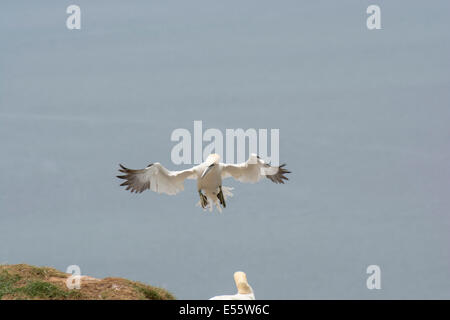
[221,156,290,184]
[117,163,197,195]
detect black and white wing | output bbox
[221,155,290,184]
[117,163,197,195]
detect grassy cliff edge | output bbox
[0,264,175,300]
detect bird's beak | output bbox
[201,164,214,178]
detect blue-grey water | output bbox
[1,0,449,299]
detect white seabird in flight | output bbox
[117,153,290,211]
[209,271,255,300]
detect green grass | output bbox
[0,271,21,299]
[30,267,47,277]
[1,264,174,300]
[17,281,70,299]
[0,270,81,300]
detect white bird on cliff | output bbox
[117,153,290,211]
[209,271,255,300]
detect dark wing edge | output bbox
[265,163,291,184]
[116,163,153,193]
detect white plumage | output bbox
[209,271,255,300]
[117,153,290,211]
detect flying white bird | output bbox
[117,153,290,211]
[209,271,255,300]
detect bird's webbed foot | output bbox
[217,186,226,208]
[198,190,208,209]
